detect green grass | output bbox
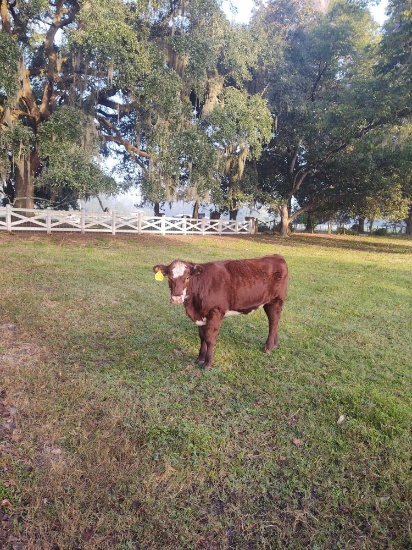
[1,232,411,549]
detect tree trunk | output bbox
[154,202,160,216]
[229,208,238,220]
[405,207,412,237]
[279,203,290,237]
[305,211,315,233]
[14,157,34,209]
[327,220,332,235]
[192,200,199,219]
[358,217,366,233]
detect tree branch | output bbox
[98,117,148,171]
[39,1,80,119]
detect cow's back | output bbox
[187,254,287,315]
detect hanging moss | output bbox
[0,34,19,98]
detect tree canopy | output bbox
[1,0,411,233]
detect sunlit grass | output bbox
[1,232,411,548]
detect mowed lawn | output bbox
[1,232,411,549]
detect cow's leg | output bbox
[202,309,224,369]
[263,298,284,353]
[197,325,208,364]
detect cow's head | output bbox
[153,260,203,304]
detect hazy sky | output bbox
[223,0,389,25]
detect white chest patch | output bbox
[172,261,187,278]
[195,318,207,326]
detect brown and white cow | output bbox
[153,255,288,369]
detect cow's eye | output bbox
[186,277,190,282]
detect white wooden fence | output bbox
[0,205,254,235]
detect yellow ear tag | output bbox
[155,271,164,282]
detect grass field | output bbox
[1,232,411,549]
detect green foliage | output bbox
[373,227,387,235]
[0,122,34,182]
[218,26,261,87]
[140,123,218,203]
[35,106,116,203]
[1,0,410,220]
[35,151,116,196]
[68,0,153,87]
[8,0,50,23]
[247,0,412,235]
[38,107,97,157]
[378,0,412,94]
[205,87,272,159]
[355,184,411,228]
[170,1,227,88]
[336,227,358,235]
[0,122,34,158]
[0,34,19,98]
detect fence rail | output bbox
[0,206,254,235]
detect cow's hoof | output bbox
[263,346,272,354]
[203,364,213,370]
[196,358,205,365]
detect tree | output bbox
[201,87,272,218]
[247,0,406,236]
[377,0,412,235]
[0,0,154,207]
[355,185,410,232]
[133,0,273,217]
[378,0,412,95]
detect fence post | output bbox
[183,217,187,235]
[81,209,85,234]
[6,204,12,232]
[201,217,206,235]
[218,219,222,235]
[46,208,51,234]
[137,211,142,234]
[161,216,166,235]
[235,220,239,233]
[112,210,116,235]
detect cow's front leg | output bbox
[202,309,224,369]
[197,325,207,365]
[263,299,284,353]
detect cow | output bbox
[153,254,288,369]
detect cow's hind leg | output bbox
[263,299,284,353]
[197,325,208,364]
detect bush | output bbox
[373,227,387,236]
[337,227,358,235]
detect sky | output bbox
[223,0,389,25]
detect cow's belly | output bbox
[192,306,262,326]
[185,288,270,325]
[225,306,262,316]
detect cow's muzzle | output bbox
[170,295,183,304]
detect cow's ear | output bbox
[153,264,168,276]
[190,264,203,276]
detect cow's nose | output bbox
[170,295,183,304]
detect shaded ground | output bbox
[1,229,411,253]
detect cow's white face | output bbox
[168,261,190,304]
[154,260,202,305]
